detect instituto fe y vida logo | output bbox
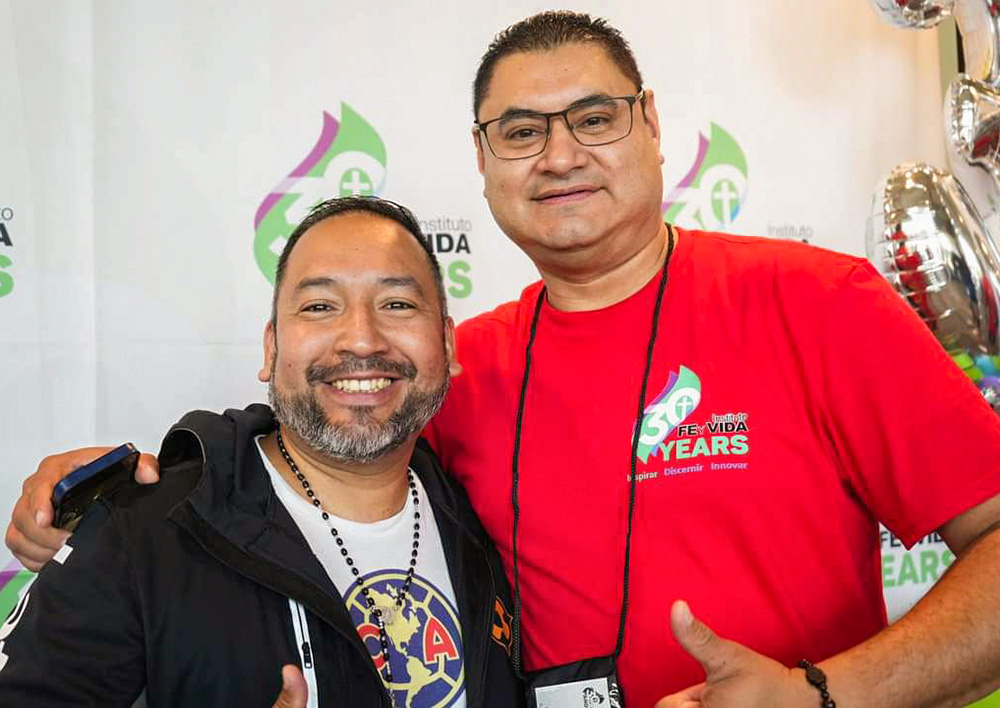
[633,365,750,479]
[254,104,473,298]
[254,104,387,281]
[662,123,748,232]
[0,205,14,298]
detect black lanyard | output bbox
[509,226,676,676]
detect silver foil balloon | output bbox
[952,1,1000,89]
[870,1,1000,90]
[945,74,1000,237]
[867,162,1000,357]
[869,0,954,29]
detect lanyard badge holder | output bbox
[526,656,622,708]
[510,230,674,708]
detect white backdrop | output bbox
[0,0,964,679]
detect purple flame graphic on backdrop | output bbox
[253,111,341,231]
[662,133,709,215]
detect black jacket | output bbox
[0,405,522,707]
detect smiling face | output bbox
[475,42,665,272]
[259,211,457,464]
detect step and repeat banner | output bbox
[0,0,988,701]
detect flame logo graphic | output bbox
[254,104,387,283]
[663,123,748,232]
[635,366,702,463]
[0,560,34,627]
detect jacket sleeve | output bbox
[0,500,145,706]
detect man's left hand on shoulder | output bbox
[655,601,818,708]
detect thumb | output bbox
[653,682,705,708]
[272,664,309,708]
[670,600,737,680]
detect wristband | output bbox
[798,659,836,708]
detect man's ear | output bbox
[473,129,486,176]
[444,317,462,377]
[259,319,276,383]
[639,89,662,151]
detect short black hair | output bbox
[473,11,644,120]
[271,196,447,324]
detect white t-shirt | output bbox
[256,438,467,708]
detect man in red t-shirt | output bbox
[10,11,1000,708]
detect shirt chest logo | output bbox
[633,366,751,472]
[345,572,465,705]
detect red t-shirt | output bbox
[424,228,1000,708]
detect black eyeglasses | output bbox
[475,90,645,160]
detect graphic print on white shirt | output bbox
[258,438,467,708]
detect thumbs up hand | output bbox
[271,665,309,708]
[654,600,814,708]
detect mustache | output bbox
[305,354,417,385]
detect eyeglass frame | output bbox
[474,90,646,161]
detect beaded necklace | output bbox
[275,429,420,700]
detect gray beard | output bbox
[268,374,448,464]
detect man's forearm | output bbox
[820,527,1000,707]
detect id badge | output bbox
[526,655,623,708]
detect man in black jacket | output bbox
[0,196,521,707]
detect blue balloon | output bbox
[975,354,1000,376]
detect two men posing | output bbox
[6,10,1000,708]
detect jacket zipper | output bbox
[478,555,495,704]
[288,599,319,708]
[172,426,393,707]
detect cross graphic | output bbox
[674,394,696,419]
[340,169,373,196]
[712,179,740,225]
